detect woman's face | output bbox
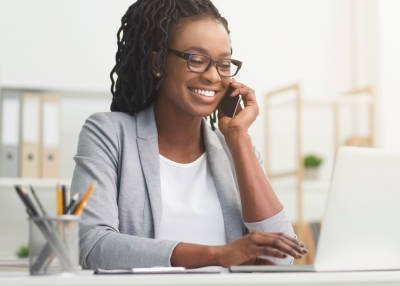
[157,17,231,119]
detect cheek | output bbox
[163,70,194,93]
[160,59,198,96]
[158,75,186,101]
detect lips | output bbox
[189,87,216,97]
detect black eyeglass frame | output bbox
[168,48,242,77]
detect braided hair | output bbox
[110,0,230,129]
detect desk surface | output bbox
[1,270,400,286]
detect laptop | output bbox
[231,147,400,272]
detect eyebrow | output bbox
[183,46,232,58]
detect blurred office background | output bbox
[0,0,399,261]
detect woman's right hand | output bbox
[213,231,308,267]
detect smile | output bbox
[189,88,216,97]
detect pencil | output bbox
[72,182,96,215]
[14,186,75,271]
[73,202,87,216]
[56,185,63,216]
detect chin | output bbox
[194,107,217,118]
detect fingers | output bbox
[217,80,258,134]
[221,77,232,89]
[248,231,308,259]
[230,82,255,102]
[219,231,308,267]
[258,246,288,259]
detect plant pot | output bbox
[304,168,319,180]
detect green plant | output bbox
[16,245,29,258]
[303,154,323,169]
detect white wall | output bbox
[0,0,354,179]
[378,0,400,150]
[348,0,400,150]
[214,0,352,177]
[0,0,132,91]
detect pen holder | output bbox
[29,215,80,275]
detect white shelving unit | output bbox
[272,179,330,223]
[0,86,109,259]
[0,86,110,179]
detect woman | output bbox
[71,0,307,269]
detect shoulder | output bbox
[77,112,138,152]
[86,111,136,127]
[81,106,157,144]
[83,111,137,136]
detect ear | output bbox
[149,51,161,78]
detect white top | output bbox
[157,153,227,245]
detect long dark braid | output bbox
[209,111,217,130]
[110,0,230,117]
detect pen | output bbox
[15,185,39,217]
[72,182,96,215]
[62,185,68,214]
[14,185,74,271]
[65,193,79,214]
[29,185,47,216]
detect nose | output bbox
[200,62,221,83]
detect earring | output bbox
[155,72,161,78]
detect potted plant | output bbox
[303,153,323,180]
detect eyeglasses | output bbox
[168,48,242,78]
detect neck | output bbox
[154,102,205,163]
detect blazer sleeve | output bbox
[71,113,178,269]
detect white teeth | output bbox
[192,88,216,97]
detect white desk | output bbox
[1,270,400,286]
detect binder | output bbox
[40,95,60,178]
[20,92,41,178]
[0,90,21,177]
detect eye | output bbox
[218,60,231,71]
[189,55,208,66]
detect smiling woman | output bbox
[71,0,307,270]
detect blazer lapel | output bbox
[202,123,244,242]
[136,106,162,237]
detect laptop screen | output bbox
[315,147,400,271]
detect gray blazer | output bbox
[71,105,292,269]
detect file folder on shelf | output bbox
[0,90,21,177]
[40,95,60,178]
[20,92,41,178]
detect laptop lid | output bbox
[314,147,400,271]
[230,147,400,273]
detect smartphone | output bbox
[218,84,241,117]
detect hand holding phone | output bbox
[217,84,241,117]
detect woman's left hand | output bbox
[218,80,259,137]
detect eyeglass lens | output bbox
[187,54,239,77]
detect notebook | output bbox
[231,147,400,272]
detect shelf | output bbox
[272,179,330,193]
[0,86,108,99]
[0,178,71,188]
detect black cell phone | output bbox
[217,84,240,117]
